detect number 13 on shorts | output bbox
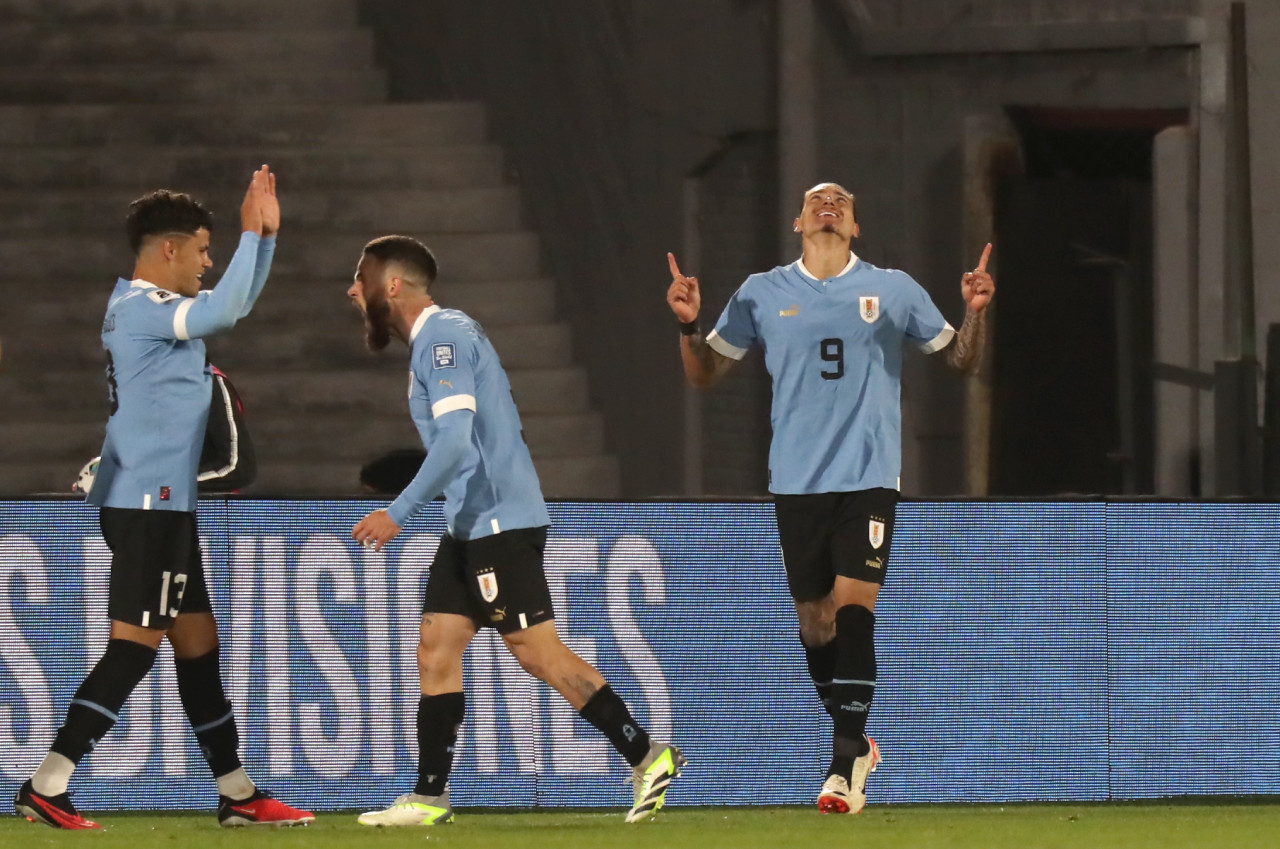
[158,570,189,618]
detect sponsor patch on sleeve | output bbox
[432,342,457,369]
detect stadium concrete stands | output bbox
[0,0,620,497]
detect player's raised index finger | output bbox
[667,252,684,280]
[976,242,992,273]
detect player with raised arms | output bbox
[666,182,994,814]
[15,168,314,829]
[348,235,684,826]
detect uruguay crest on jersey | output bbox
[860,296,880,323]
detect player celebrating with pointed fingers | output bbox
[667,182,994,815]
[15,167,314,830]
[348,235,684,826]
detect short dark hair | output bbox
[126,190,213,255]
[363,235,439,289]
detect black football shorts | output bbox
[422,525,555,634]
[773,488,899,601]
[99,507,212,629]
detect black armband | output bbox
[679,318,700,337]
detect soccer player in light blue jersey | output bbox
[667,182,995,815]
[347,236,683,826]
[16,168,313,830]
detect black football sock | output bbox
[174,647,243,779]
[415,692,465,797]
[802,633,838,718]
[50,638,158,764]
[829,604,876,775]
[579,684,652,767]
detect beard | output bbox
[363,292,393,351]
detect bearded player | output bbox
[348,235,684,825]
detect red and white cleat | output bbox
[217,788,315,827]
[818,737,881,815]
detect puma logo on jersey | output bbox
[779,305,800,317]
[439,379,453,388]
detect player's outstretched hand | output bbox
[666,252,701,324]
[353,509,402,552]
[240,166,267,235]
[961,242,995,313]
[259,166,280,237]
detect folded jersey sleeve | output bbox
[904,275,955,354]
[173,231,262,340]
[706,282,759,361]
[421,321,479,418]
[119,287,198,339]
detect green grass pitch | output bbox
[4,802,1280,849]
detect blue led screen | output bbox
[1,499,1278,811]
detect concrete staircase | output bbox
[0,0,620,497]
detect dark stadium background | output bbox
[2,0,1276,501]
[3,0,1280,821]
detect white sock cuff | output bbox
[32,752,76,797]
[215,766,255,800]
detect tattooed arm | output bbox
[680,330,737,388]
[944,243,995,375]
[944,307,989,375]
[667,252,738,388]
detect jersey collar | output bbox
[796,251,859,281]
[129,279,158,290]
[408,304,442,342]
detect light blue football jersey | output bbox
[87,232,274,511]
[391,305,550,540]
[707,253,954,495]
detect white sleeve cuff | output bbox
[173,299,195,341]
[432,394,477,418]
[706,330,748,361]
[918,323,955,354]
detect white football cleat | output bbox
[357,790,454,826]
[625,741,687,823]
[818,737,881,814]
